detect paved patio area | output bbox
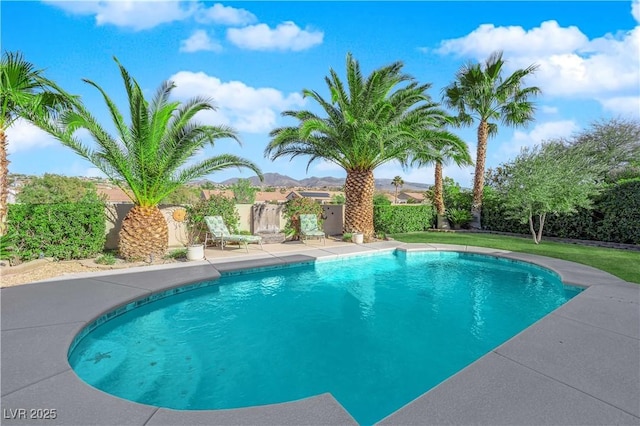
[1,241,639,425]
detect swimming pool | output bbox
[68,251,581,424]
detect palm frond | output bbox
[34,57,259,207]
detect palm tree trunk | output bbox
[0,131,9,236]
[434,161,449,230]
[344,169,375,241]
[471,120,489,229]
[118,205,169,261]
[434,162,445,216]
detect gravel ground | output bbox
[1,260,104,288]
[0,257,179,288]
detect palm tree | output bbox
[410,127,472,227]
[443,51,540,228]
[39,58,262,260]
[266,53,437,240]
[391,176,404,204]
[0,51,72,236]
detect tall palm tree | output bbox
[443,51,540,228]
[391,176,404,204]
[410,127,472,226]
[40,58,262,260]
[0,51,72,236]
[266,53,437,240]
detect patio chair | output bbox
[204,216,263,252]
[299,214,325,245]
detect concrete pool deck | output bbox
[1,241,638,425]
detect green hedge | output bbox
[8,202,106,261]
[595,180,640,244]
[481,193,528,234]
[482,180,640,245]
[374,205,435,234]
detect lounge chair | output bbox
[204,216,263,252]
[299,214,325,245]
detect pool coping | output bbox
[1,242,639,425]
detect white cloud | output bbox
[435,19,640,109]
[170,71,305,133]
[195,3,256,26]
[5,119,57,154]
[227,21,323,51]
[495,120,579,160]
[180,30,222,53]
[599,96,640,117]
[533,28,640,98]
[44,0,195,31]
[633,0,640,23]
[436,20,588,58]
[540,105,559,114]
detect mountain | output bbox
[219,173,300,187]
[298,176,345,188]
[218,172,431,191]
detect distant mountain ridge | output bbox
[218,173,431,191]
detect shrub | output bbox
[186,195,240,244]
[374,205,435,234]
[446,208,473,229]
[8,202,106,261]
[330,193,345,204]
[16,174,104,204]
[283,197,323,239]
[426,177,472,211]
[0,232,17,265]
[542,207,596,240]
[342,232,353,242]
[595,179,640,244]
[165,248,187,260]
[95,252,117,265]
[373,193,391,205]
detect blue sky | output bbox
[3,0,639,187]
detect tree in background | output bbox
[184,195,240,246]
[200,181,218,190]
[391,176,404,204]
[230,178,257,204]
[426,177,473,212]
[267,53,442,240]
[0,51,74,235]
[38,58,262,260]
[373,193,392,206]
[330,193,345,204]
[496,141,605,244]
[565,117,640,182]
[443,51,540,229]
[409,125,472,227]
[160,185,201,205]
[16,174,103,204]
[282,197,323,239]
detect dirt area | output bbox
[0,257,179,288]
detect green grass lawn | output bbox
[391,231,640,284]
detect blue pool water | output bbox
[69,251,581,424]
